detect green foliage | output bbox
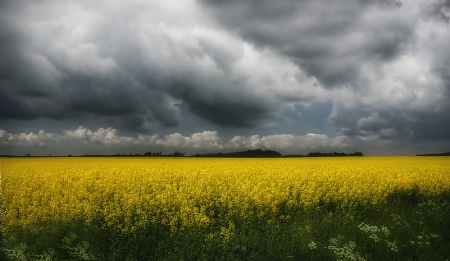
[62,233,97,260]
[2,196,449,260]
[4,243,27,261]
[327,237,366,261]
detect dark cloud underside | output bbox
[0,0,291,131]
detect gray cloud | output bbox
[174,92,273,127]
[200,0,450,144]
[1,0,450,155]
[424,0,450,23]
[1,0,320,132]
[199,0,413,87]
[0,1,186,130]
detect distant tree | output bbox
[172,152,184,157]
[194,149,282,158]
[306,151,363,157]
[417,152,450,156]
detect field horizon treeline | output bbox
[1,157,449,260]
[4,149,450,158]
[2,149,366,158]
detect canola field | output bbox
[1,157,449,260]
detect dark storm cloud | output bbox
[183,97,271,127]
[333,110,413,140]
[167,74,276,127]
[200,0,450,144]
[2,0,450,155]
[0,0,295,132]
[199,0,412,87]
[425,0,450,23]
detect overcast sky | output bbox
[1,0,450,156]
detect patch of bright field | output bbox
[1,156,449,260]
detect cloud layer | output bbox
[0,127,352,155]
[2,126,448,156]
[0,0,323,132]
[1,0,450,154]
[200,0,450,141]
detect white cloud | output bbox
[185,131,223,150]
[0,127,354,155]
[0,130,60,148]
[64,126,133,144]
[207,132,349,153]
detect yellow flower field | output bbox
[1,156,449,260]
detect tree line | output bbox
[12,149,365,158]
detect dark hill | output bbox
[417,152,450,156]
[306,151,364,157]
[194,149,282,158]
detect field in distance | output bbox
[1,157,449,260]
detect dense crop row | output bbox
[1,157,449,260]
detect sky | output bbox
[1,0,450,156]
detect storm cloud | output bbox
[200,0,413,87]
[200,0,450,141]
[1,0,450,155]
[0,0,319,131]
